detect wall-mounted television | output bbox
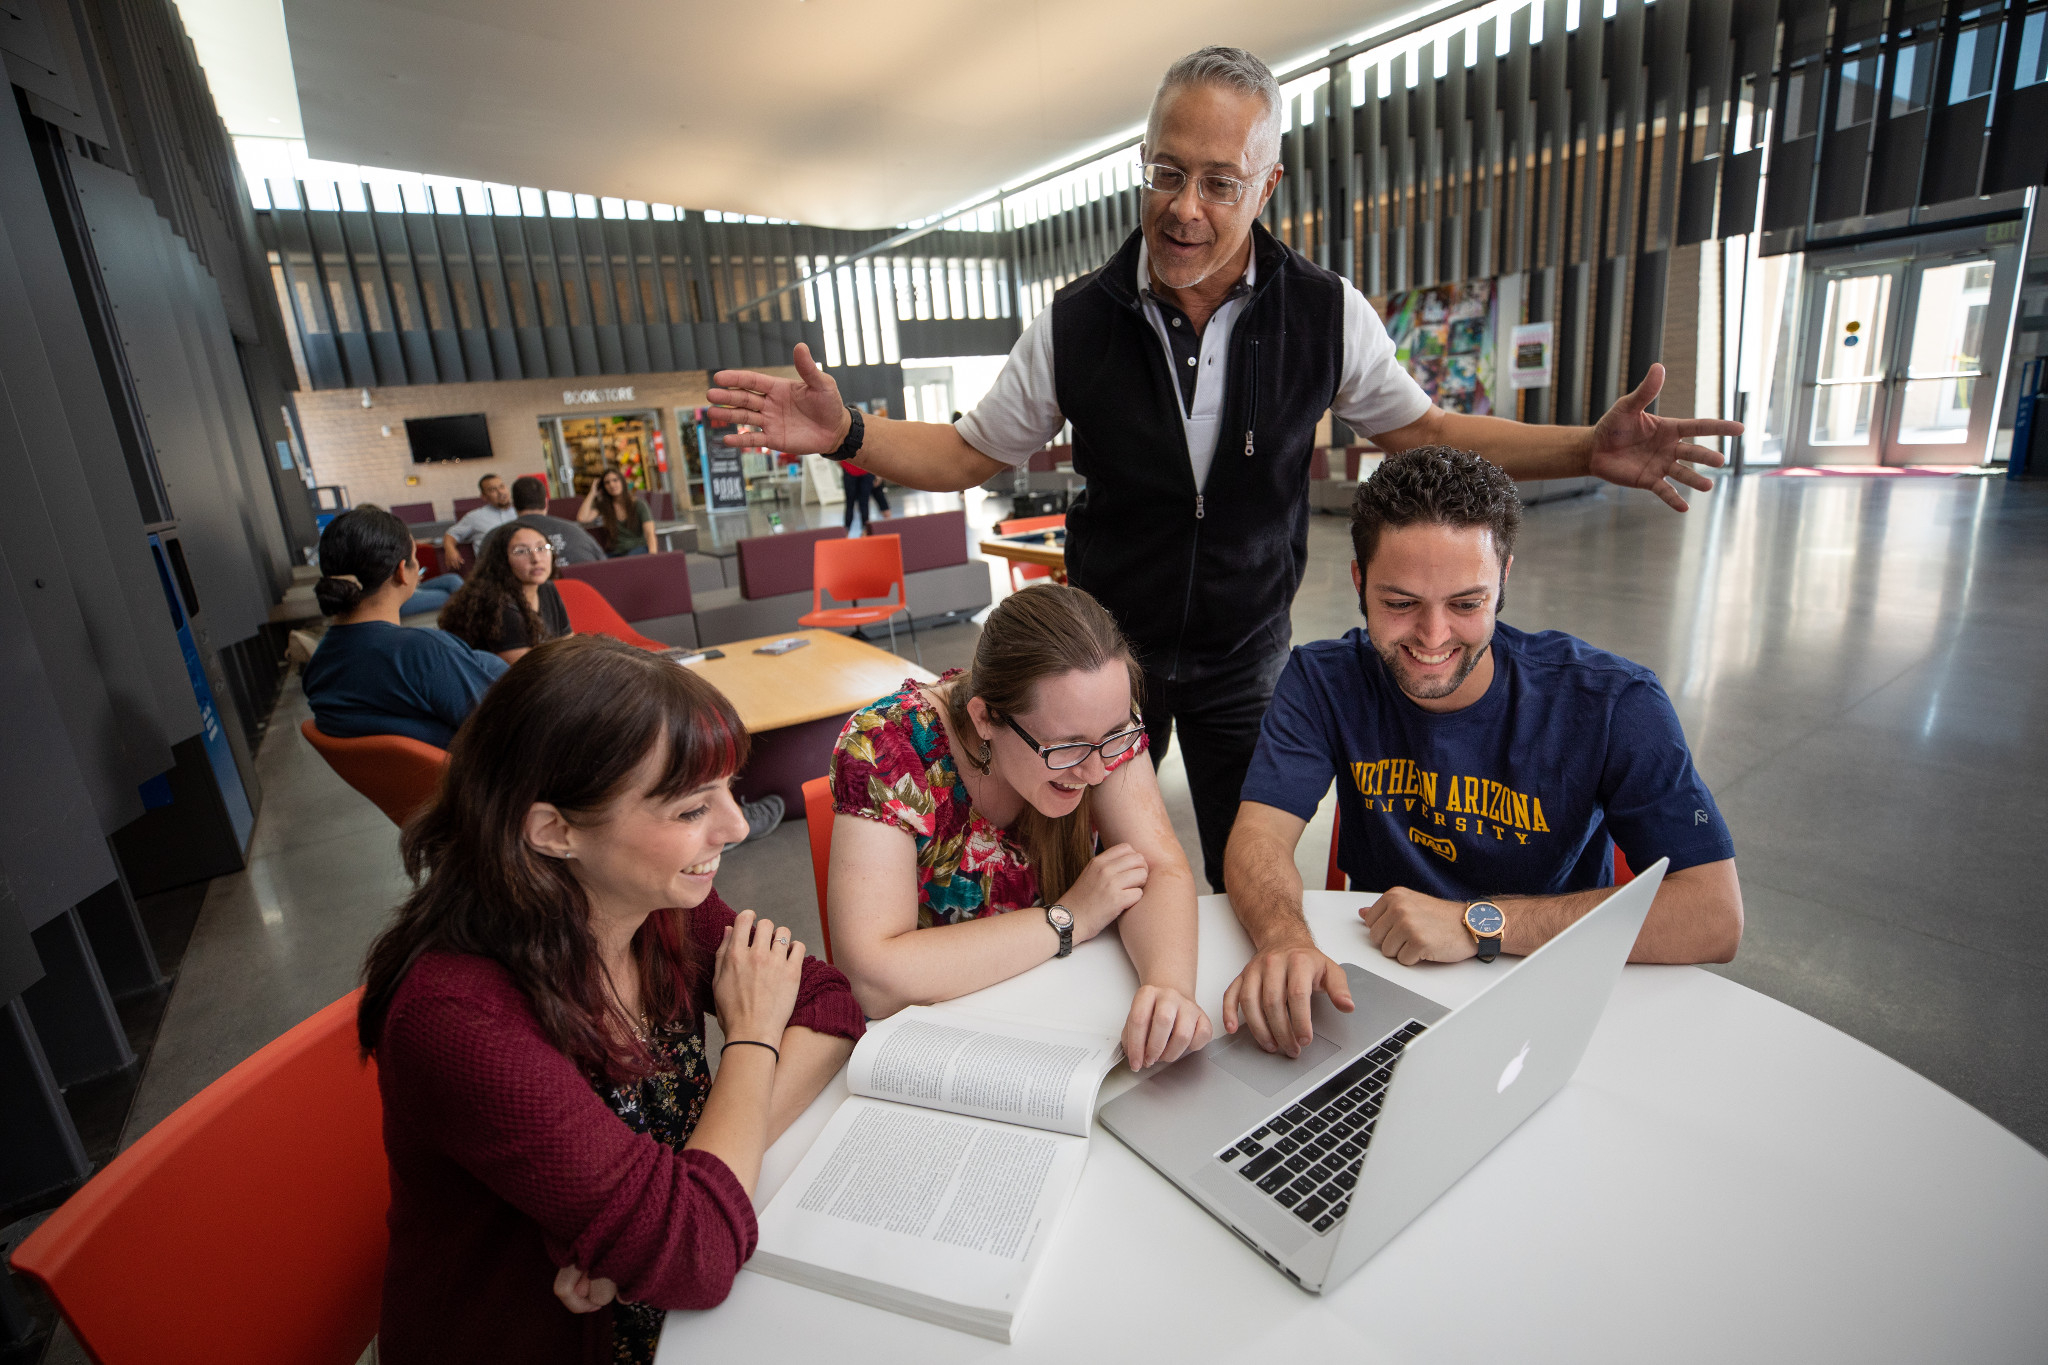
[405,414,493,463]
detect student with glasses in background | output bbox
[710,45,1739,904]
[826,584,1210,1072]
[438,523,571,665]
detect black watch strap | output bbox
[823,405,864,462]
[1475,935,1502,963]
[1046,905,1074,958]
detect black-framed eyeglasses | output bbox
[1139,162,1269,206]
[1001,713,1145,771]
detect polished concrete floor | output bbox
[83,472,2048,1193]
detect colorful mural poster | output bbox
[1374,279,1499,416]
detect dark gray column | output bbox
[0,997,89,1208]
[21,909,132,1088]
[73,868,164,1002]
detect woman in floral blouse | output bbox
[829,583,1211,1070]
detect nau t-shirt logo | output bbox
[1408,826,1457,861]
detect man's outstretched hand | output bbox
[706,343,850,454]
[1589,362,1741,512]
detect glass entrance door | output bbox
[901,366,957,424]
[1799,263,1904,463]
[1792,241,2018,467]
[1882,257,2003,464]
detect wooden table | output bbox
[977,530,1066,580]
[685,629,935,808]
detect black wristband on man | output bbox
[823,405,865,463]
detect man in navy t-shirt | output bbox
[1222,446,1742,1056]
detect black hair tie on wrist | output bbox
[721,1039,780,1063]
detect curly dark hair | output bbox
[1350,446,1522,587]
[438,521,555,650]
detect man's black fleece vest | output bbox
[1053,222,1344,684]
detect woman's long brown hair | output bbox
[438,521,554,649]
[943,584,1142,904]
[357,635,749,1083]
[593,466,640,546]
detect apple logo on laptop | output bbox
[1497,1041,1531,1093]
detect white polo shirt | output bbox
[445,503,518,545]
[956,241,1433,492]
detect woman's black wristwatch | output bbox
[823,405,865,462]
[1044,904,1075,958]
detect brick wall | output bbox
[1659,243,1703,419]
[292,367,798,517]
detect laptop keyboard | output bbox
[1216,1020,1427,1235]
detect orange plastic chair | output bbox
[802,776,836,963]
[1612,843,1636,885]
[995,514,1066,591]
[552,577,669,652]
[799,533,921,664]
[1325,804,1346,892]
[9,989,388,1365]
[300,720,447,827]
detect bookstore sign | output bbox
[563,386,636,406]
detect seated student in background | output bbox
[434,520,784,849]
[334,505,463,617]
[579,466,659,557]
[398,545,465,617]
[829,583,1210,1070]
[439,472,518,575]
[511,474,606,564]
[438,523,570,664]
[1222,446,1742,1057]
[301,507,506,749]
[359,636,862,1365]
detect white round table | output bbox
[658,892,2048,1364]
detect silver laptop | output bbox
[1100,859,1667,1292]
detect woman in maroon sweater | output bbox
[358,635,863,1364]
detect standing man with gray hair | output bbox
[708,46,1740,893]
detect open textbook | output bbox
[748,1006,1123,1341]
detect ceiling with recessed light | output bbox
[228,0,1413,228]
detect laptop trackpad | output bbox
[1210,1033,1339,1096]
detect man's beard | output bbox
[1372,628,1494,702]
[1152,252,1221,290]
[1145,221,1228,290]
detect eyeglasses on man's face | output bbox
[1001,713,1145,770]
[1139,162,1269,206]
